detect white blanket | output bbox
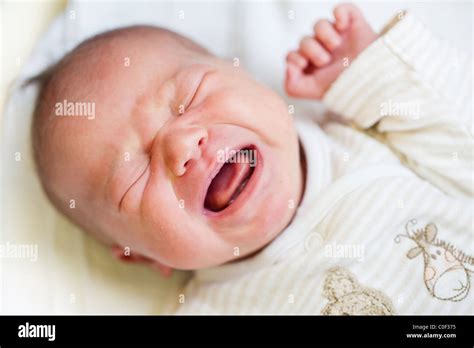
[2,0,471,314]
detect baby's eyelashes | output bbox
[173,67,214,117]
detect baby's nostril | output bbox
[184,160,189,167]
[198,139,204,146]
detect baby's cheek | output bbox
[271,188,297,224]
[259,94,295,137]
[119,172,150,216]
[247,186,296,246]
[139,199,203,266]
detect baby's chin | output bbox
[135,196,298,271]
[214,153,302,263]
[255,190,299,238]
[234,188,300,251]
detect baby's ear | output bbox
[111,245,173,278]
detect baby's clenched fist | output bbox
[285,3,378,100]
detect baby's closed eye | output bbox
[174,68,216,116]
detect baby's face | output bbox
[48,29,303,269]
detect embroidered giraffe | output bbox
[395,219,474,302]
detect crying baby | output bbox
[31,3,473,314]
[31,20,305,274]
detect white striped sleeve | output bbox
[323,12,473,199]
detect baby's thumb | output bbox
[285,63,305,97]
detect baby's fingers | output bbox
[285,62,323,99]
[313,20,341,51]
[333,3,362,31]
[286,50,307,69]
[299,36,331,68]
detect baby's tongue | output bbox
[205,159,252,211]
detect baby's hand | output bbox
[285,3,378,99]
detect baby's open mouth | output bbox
[204,147,256,212]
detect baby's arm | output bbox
[285,4,473,198]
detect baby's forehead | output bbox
[79,26,203,66]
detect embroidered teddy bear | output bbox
[322,267,395,315]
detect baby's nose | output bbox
[163,125,208,176]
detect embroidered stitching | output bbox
[322,267,395,315]
[395,219,474,302]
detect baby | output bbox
[31,4,472,314]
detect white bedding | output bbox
[1,0,471,314]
